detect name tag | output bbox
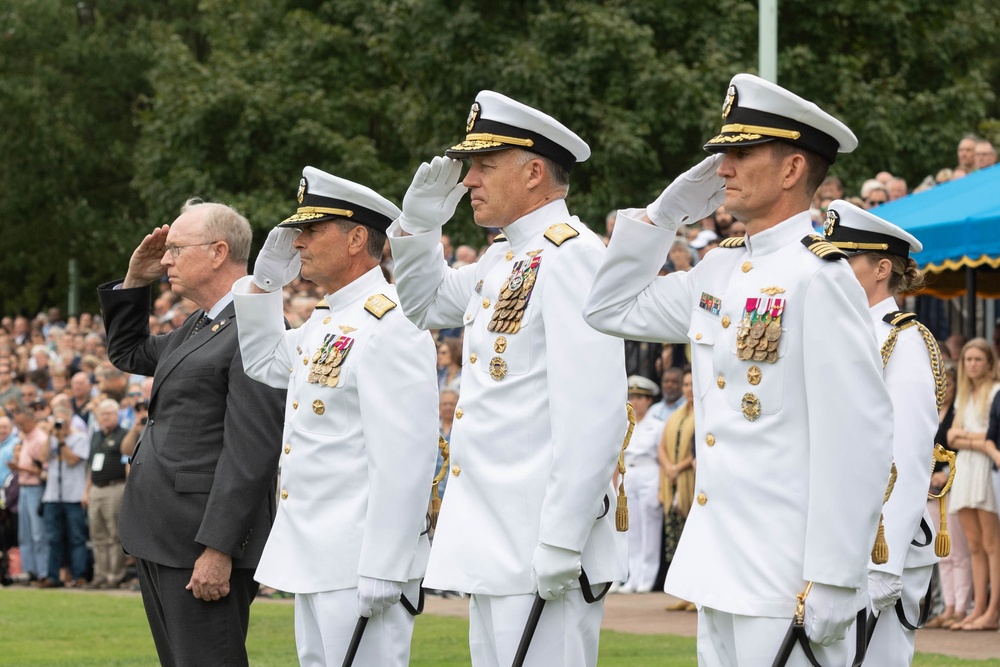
[92,452,105,472]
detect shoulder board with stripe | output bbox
[801,235,848,261]
[719,237,746,248]
[314,298,330,310]
[364,293,397,319]
[883,311,917,328]
[492,232,508,243]
[544,223,579,246]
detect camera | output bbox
[135,399,149,412]
[54,419,65,430]
[139,416,149,426]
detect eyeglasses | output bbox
[165,241,219,258]
[128,391,143,397]
[865,199,887,206]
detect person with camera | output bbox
[120,398,149,458]
[83,398,128,589]
[37,404,90,588]
[9,402,49,584]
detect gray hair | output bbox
[181,198,253,265]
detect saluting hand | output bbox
[123,224,170,289]
[186,547,232,602]
[645,154,726,230]
[398,156,468,235]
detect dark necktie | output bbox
[190,313,212,338]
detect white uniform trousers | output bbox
[293,580,420,667]
[846,564,934,667]
[469,589,605,667]
[623,462,662,592]
[697,607,847,667]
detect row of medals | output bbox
[308,346,345,388]
[487,269,536,334]
[736,317,782,363]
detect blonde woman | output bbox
[948,338,1000,631]
[659,369,695,611]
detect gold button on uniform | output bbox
[292,401,298,410]
[470,353,478,364]
[482,299,491,309]
[465,314,472,321]
[284,444,291,454]
[722,316,731,328]
[706,434,716,447]
[451,465,461,477]
[741,261,752,273]
[695,333,703,340]
[280,490,288,500]
[697,493,707,506]
[505,251,514,261]
[455,408,463,419]
[717,375,725,389]
[303,357,309,365]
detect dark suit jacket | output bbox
[98,281,285,570]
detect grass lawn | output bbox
[0,588,997,666]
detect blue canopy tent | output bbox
[873,164,1000,337]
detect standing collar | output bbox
[500,199,570,247]
[743,211,813,257]
[323,266,387,311]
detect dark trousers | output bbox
[136,558,259,667]
[43,502,89,580]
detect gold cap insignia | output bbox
[722,85,737,119]
[824,209,839,238]
[466,102,480,133]
[297,177,307,204]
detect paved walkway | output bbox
[423,592,1000,661]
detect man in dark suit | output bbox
[98,199,285,666]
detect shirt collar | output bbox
[323,266,387,311]
[500,199,570,247]
[743,211,814,258]
[203,292,234,320]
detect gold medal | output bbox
[312,351,322,363]
[756,338,768,351]
[326,374,339,388]
[747,366,762,385]
[767,340,778,352]
[494,336,507,354]
[328,365,342,378]
[489,356,508,381]
[312,399,326,415]
[736,338,748,350]
[749,321,765,339]
[738,346,754,361]
[330,351,345,368]
[765,350,778,363]
[741,393,761,421]
[753,349,767,361]
[765,321,782,342]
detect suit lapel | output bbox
[149,303,236,405]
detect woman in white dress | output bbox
[948,337,1000,631]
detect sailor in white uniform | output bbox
[584,74,894,665]
[387,91,628,667]
[233,168,439,666]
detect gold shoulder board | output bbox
[882,311,917,328]
[544,223,579,247]
[719,237,746,248]
[364,293,397,319]
[314,298,330,310]
[801,235,847,261]
[493,232,508,243]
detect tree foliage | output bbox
[1,0,998,314]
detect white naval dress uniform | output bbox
[622,411,665,593]
[585,211,894,665]
[232,268,438,667]
[388,198,628,667]
[846,298,939,667]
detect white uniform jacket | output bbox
[232,268,438,594]
[870,297,939,576]
[388,199,628,596]
[584,211,894,617]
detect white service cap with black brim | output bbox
[823,199,922,259]
[278,166,401,231]
[704,73,857,164]
[446,90,590,172]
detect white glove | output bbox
[803,582,861,647]
[356,576,403,618]
[646,154,726,230]
[531,543,581,601]
[398,156,468,235]
[867,570,903,613]
[252,227,301,292]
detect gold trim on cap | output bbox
[720,123,802,140]
[465,132,534,147]
[296,206,353,217]
[831,241,891,251]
